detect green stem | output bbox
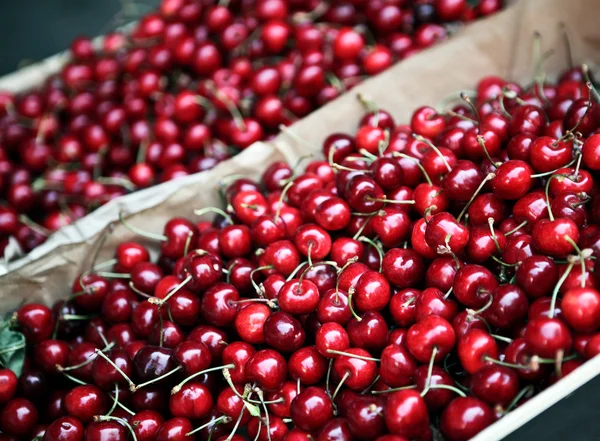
[550,262,574,318]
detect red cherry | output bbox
[332,348,377,390]
[384,390,429,439]
[245,349,287,391]
[458,329,498,374]
[525,317,573,358]
[290,387,333,433]
[561,288,600,332]
[406,315,456,363]
[531,218,579,257]
[380,344,417,388]
[440,397,494,441]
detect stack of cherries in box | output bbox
[0,0,503,258]
[3,62,600,441]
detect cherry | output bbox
[354,270,391,312]
[425,212,470,255]
[346,396,385,439]
[382,248,425,288]
[406,315,456,363]
[332,348,378,390]
[483,284,529,329]
[0,370,17,404]
[525,317,573,358]
[278,279,320,315]
[492,160,533,199]
[264,312,306,353]
[442,159,483,202]
[43,416,84,441]
[380,344,417,388]
[155,417,194,441]
[515,255,558,298]
[471,365,519,407]
[201,282,239,327]
[531,218,579,257]
[384,390,429,439]
[289,346,327,385]
[132,410,164,441]
[245,349,287,391]
[414,365,455,411]
[561,288,600,333]
[169,382,212,419]
[0,398,38,436]
[290,387,333,432]
[347,311,389,352]
[458,329,498,374]
[452,264,498,308]
[84,419,130,441]
[415,287,458,321]
[64,385,107,423]
[440,397,494,441]
[17,303,55,343]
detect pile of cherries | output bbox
[0,0,503,259]
[4,61,600,441]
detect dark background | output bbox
[0,1,599,440]
[0,0,158,76]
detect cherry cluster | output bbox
[4,61,600,441]
[0,0,503,258]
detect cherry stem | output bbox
[136,138,149,164]
[371,384,417,394]
[483,356,529,370]
[298,260,339,287]
[119,212,167,242]
[365,197,415,205]
[503,385,535,414]
[207,82,247,132]
[545,173,570,222]
[582,64,600,102]
[279,124,318,150]
[357,236,383,273]
[256,389,273,441]
[437,90,476,114]
[325,358,333,396]
[550,260,574,319]
[421,347,438,397]
[346,288,362,322]
[466,293,494,316]
[275,180,294,222]
[413,135,452,172]
[97,177,137,192]
[194,207,233,225]
[107,384,120,416]
[332,371,350,402]
[129,281,151,298]
[172,364,235,395]
[60,370,87,385]
[133,365,182,392]
[532,31,551,105]
[378,130,391,156]
[186,415,231,437]
[95,416,138,441]
[491,334,513,344]
[286,261,307,281]
[461,92,480,125]
[457,173,495,223]
[149,275,192,306]
[488,218,502,253]
[183,231,194,257]
[326,349,379,362]
[504,220,528,236]
[352,213,378,240]
[357,93,380,127]
[477,135,500,168]
[96,271,131,279]
[250,265,273,296]
[335,257,358,301]
[59,342,114,372]
[0,343,25,355]
[564,236,586,288]
[79,258,117,293]
[225,407,246,441]
[361,374,381,394]
[427,384,467,397]
[94,349,135,391]
[359,149,379,161]
[18,215,50,236]
[530,156,577,178]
